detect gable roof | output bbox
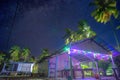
[71,36,120,56]
[49,36,120,61]
[43,36,120,62]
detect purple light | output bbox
[93,54,96,58]
[72,49,78,53]
[87,51,92,54]
[68,50,71,54]
[78,50,81,54]
[82,50,86,54]
[69,49,110,60]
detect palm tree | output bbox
[0,51,6,71]
[90,0,120,51]
[91,0,119,23]
[29,56,36,62]
[116,25,120,30]
[32,63,39,73]
[32,49,50,74]
[77,20,96,38]
[98,60,110,76]
[114,55,120,77]
[38,48,49,63]
[9,45,21,62]
[0,52,6,65]
[21,48,31,62]
[63,21,96,79]
[64,28,76,44]
[64,20,96,44]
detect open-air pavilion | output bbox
[48,37,120,80]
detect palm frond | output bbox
[116,25,120,30]
[91,0,119,23]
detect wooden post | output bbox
[110,55,119,80]
[55,56,58,80]
[92,62,94,77]
[69,51,73,80]
[95,61,101,80]
[12,63,15,72]
[1,63,6,72]
[81,69,84,79]
[48,60,50,78]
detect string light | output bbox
[68,49,110,60]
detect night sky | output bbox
[0,0,120,56]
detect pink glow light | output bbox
[69,49,110,60]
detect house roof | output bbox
[48,36,120,62]
[43,36,120,63]
[71,36,120,56]
[63,36,120,62]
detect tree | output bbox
[9,45,21,62]
[116,25,120,30]
[64,20,96,44]
[21,48,31,62]
[77,20,96,38]
[0,52,6,65]
[90,0,119,23]
[114,55,120,77]
[29,56,36,62]
[98,60,110,76]
[64,28,76,44]
[38,48,49,63]
[63,20,96,79]
[32,63,39,73]
[81,64,89,69]
[90,0,120,51]
[32,49,50,74]
[0,51,6,71]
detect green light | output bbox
[63,46,70,52]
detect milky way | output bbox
[0,0,120,56]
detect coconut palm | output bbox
[0,52,6,65]
[114,55,120,77]
[64,21,96,79]
[9,45,21,62]
[116,25,120,30]
[0,52,6,71]
[65,28,76,44]
[21,48,31,62]
[77,20,96,38]
[91,0,119,23]
[32,49,50,74]
[32,63,39,73]
[29,56,36,62]
[98,60,110,76]
[38,48,49,63]
[64,20,96,44]
[90,0,120,51]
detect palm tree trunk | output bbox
[110,20,120,51]
[113,30,120,50]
